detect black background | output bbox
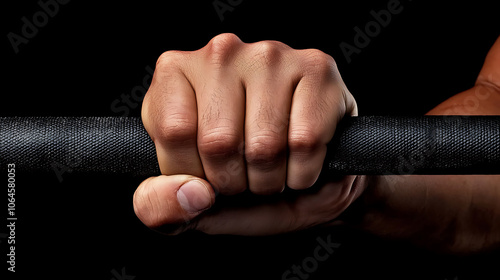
[3,0,500,279]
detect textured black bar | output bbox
[0,117,160,177]
[0,116,498,177]
[326,116,500,175]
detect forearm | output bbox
[354,175,500,253]
[348,80,500,253]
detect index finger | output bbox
[142,51,204,178]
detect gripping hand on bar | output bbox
[131,34,500,253]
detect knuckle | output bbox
[155,114,197,146]
[210,33,242,48]
[246,134,286,167]
[155,51,184,72]
[198,128,241,159]
[288,127,322,154]
[206,33,242,65]
[301,49,337,75]
[249,41,285,68]
[141,91,153,116]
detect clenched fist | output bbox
[133,33,366,235]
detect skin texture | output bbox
[134,33,500,253]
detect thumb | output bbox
[133,175,216,234]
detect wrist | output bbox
[336,175,375,225]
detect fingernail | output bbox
[177,180,212,213]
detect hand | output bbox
[133,33,366,235]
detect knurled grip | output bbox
[0,117,159,177]
[0,116,498,177]
[325,116,499,175]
